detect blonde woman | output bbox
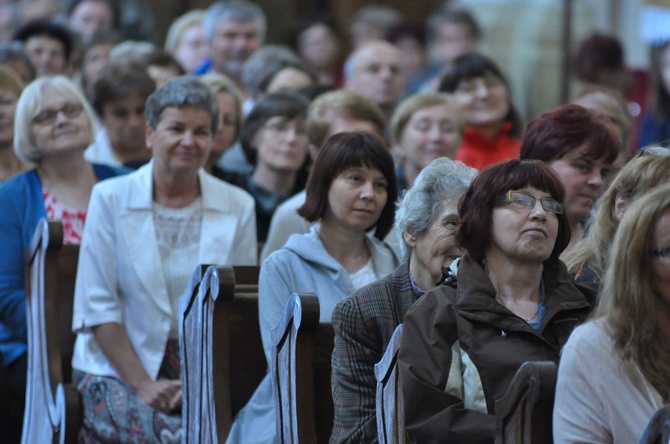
[554,183,670,443]
[567,152,670,282]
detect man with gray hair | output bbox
[195,0,266,94]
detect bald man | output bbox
[344,40,406,119]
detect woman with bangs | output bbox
[229,131,400,444]
[398,159,596,442]
[520,104,619,260]
[438,52,522,170]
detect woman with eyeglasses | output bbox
[0,76,129,441]
[520,104,619,261]
[221,92,310,242]
[438,52,523,170]
[398,159,596,442]
[554,183,670,443]
[567,152,670,283]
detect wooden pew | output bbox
[180,264,265,443]
[375,323,405,444]
[638,405,670,444]
[271,293,335,443]
[494,360,557,444]
[22,219,81,444]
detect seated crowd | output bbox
[0,1,668,443]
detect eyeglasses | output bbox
[455,74,505,95]
[32,103,84,125]
[496,191,564,214]
[637,145,670,158]
[263,118,307,137]
[649,246,670,261]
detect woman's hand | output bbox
[138,379,183,412]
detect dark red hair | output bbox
[519,104,618,164]
[457,159,570,262]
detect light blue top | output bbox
[226,226,400,444]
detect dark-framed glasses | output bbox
[649,246,670,261]
[32,103,84,125]
[496,191,564,214]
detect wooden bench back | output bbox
[375,323,405,444]
[180,264,264,443]
[271,293,335,443]
[22,219,81,444]
[494,360,557,444]
[638,405,670,444]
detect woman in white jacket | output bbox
[71,76,257,443]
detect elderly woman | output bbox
[390,92,464,190]
[0,75,128,439]
[398,159,596,442]
[71,76,257,443]
[330,157,476,443]
[229,131,400,444]
[554,183,670,443]
[224,92,310,242]
[520,104,619,259]
[438,52,522,170]
[0,66,29,181]
[567,152,670,283]
[199,72,243,176]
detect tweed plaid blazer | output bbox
[330,260,420,443]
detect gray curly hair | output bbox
[395,157,477,259]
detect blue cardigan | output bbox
[0,164,128,366]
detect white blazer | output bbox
[71,162,257,379]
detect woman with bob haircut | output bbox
[390,92,465,191]
[398,159,596,442]
[438,52,522,170]
[567,152,670,283]
[554,183,670,443]
[71,76,257,443]
[229,131,400,444]
[520,103,619,260]
[0,75,128,438]
[331,157,476,442]
[224,92,310,242]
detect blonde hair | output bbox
[389,92,464,144]
[200,72,243,138]
[0,65,24,96]
[595,182,670,402]
[164,10,205,54]
[567,154,670,280]
[306,90,385,148]
[14,76,96,163]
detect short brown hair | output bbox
[90,60,156,117]
[457,159,570,262]
[298,131,397,240]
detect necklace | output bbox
[496,295,540,322]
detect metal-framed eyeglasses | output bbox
[32,103,84,125]
[495,191,564,215]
